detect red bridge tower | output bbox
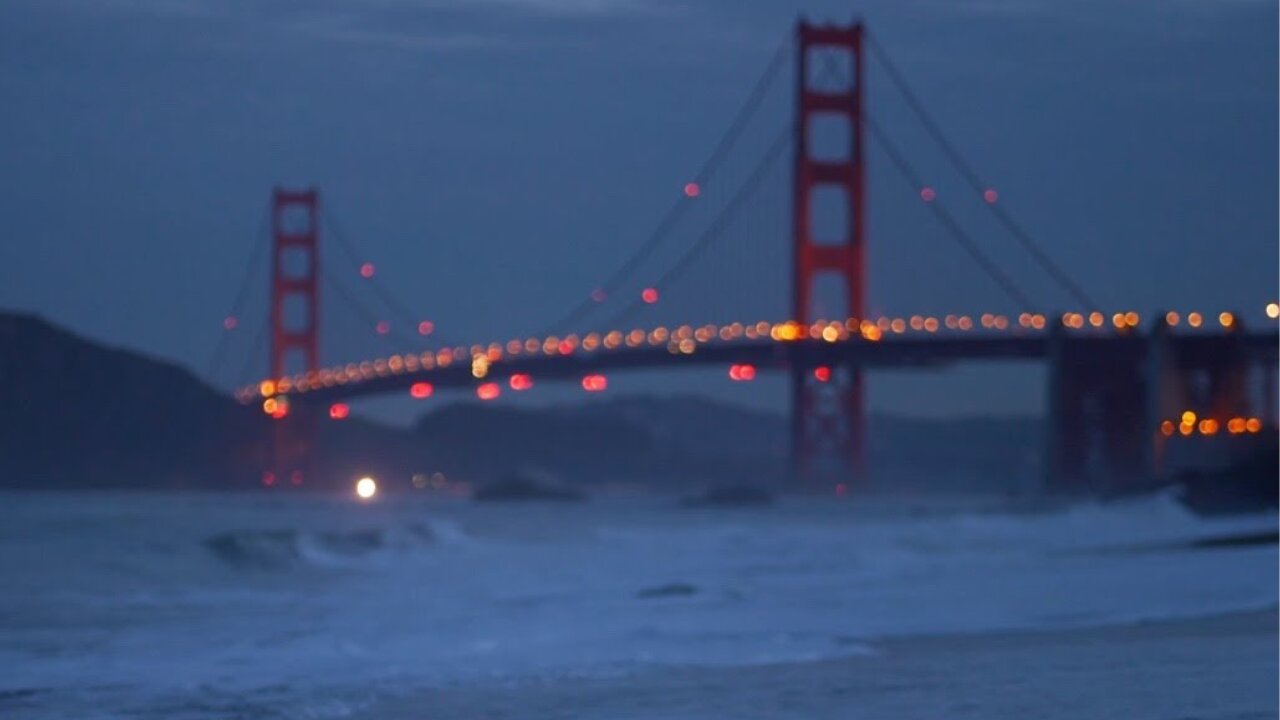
[791,21,867,484]
[267,187,320,484]
[270,187,320,379]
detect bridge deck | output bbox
[261,330,1277,407]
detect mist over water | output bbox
[1,489,1274,718]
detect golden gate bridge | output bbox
[207,20,1279,493]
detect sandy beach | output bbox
[367,610,1278,719]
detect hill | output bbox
[0,312,417,490]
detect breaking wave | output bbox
[204,523,438,570]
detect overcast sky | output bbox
[1,0,1275,423]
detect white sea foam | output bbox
[0,490,1274,718]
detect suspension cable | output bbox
[605,124,794,328]
[865,113,1039,311]
[540,34,794,335]
[319,265,423,352]
[208,204,270,383]
[865,31,1098,309]
[322,206,441,347]
[234,319,270,390]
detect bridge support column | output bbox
[1044,326,1150,494]
[1206,317,1249,422]
[1146,314,1181,480]
[1146,315,1259,481]
[266,187,321,485]
[1044,326,1082,491]
[269,411,319,487]
[790,20,867,488]
[1167,318,1250,423]
[790,358,865,484]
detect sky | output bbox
[0,0,1276,424]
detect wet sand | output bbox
[368,610,1278,719]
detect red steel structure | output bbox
[791,21,866,482]
[270,187,320,380]
[267,187,320,485]
[235,22,1277,494]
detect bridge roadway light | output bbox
[262,396,289,419]
[1267,303,1279,319]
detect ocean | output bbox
[1,489,1275,718]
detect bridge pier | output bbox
[1204,318,1250,422]
[1150,314,1260,482]
[790,359,865,487]
[1044,325,1149,494]
[269,411,317,487]
[1047,315,1267,492]
[1146,316,1180,478]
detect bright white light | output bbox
[355,476,377,500]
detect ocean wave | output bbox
[204,523,438,570]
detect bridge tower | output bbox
[791,21,867,484]
[270,187,321,379]
[268,187,320,484]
